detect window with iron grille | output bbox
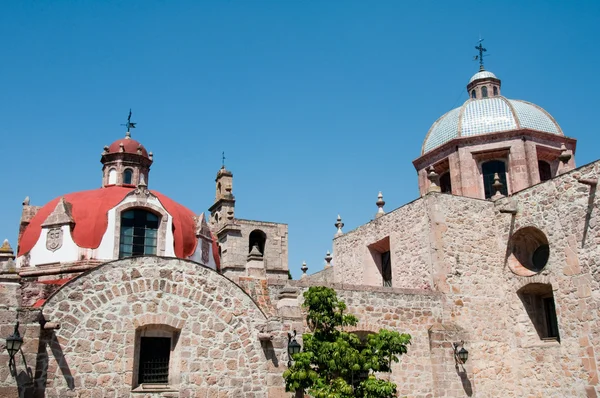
[119,209,159,258]
[138,337,171,384]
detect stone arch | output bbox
[249,229,267,255]
[37,257,270,397]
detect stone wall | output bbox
[327,159,600,397]
[332,198,432,290]
[6,257,290,398]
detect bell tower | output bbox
[209,166,235,227]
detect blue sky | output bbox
[1,1,599,278]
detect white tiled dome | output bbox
[422,97,563,154]
[469,70,498,84]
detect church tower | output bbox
[209,165,235,227]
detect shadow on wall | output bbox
[31,330,74,397]
[456,368,473,397]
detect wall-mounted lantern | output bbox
[453,341,468,365]
[5,322,23,369]
[287,330,301,367]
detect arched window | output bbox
[119,209,159,258]
[538,161,552,182]
[482,160,508,199]
[481,86,488,98]
[123,169,134,185]
[471,90,476,99]
[108,168,117,185]
[440,172,452,194]
[493,86,498,96]
[248,230,266,255]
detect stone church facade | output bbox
[0,65,599,398]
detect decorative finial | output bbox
[23,196,30,206]
[491,173,505,200]
[102,145,109,155]
[427,167,441,193]
[121,109,137,136]
[301,261,308,278]
[324,250,333,269]
[558,143,572,164]
[221,151,226,169]
[138,173,147,188]
[149,152,154,161]
[474,38,487,71]
[0,239,13,254]
[335,215,344,237]
[375,191,386,218]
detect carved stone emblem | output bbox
[46,228,63,252]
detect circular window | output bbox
[507,227,550,276]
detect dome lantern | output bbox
[100,111,153,188]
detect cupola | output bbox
[100,112,153,188]
[467,66,501,99]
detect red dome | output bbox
[108,137,149,158]
[18,186,197,258]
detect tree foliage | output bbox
[283,286,411,398]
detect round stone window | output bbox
[507,227,550,276]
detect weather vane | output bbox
[473,38,487,70]
[221,151,226,168]
[121,109,137,134]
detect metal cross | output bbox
[474,39,487,69]
[121,109,137,133]
[222,151,226,168]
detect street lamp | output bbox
[453,341,469,365]
[287,330,301,367]
[6,322,23,368]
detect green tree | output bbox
[283,286,411,398]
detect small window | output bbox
[493,86,498,96]
[482,160,508,199]
[538,161,552,182]
[381,251,392,287]
[440,172,452,194]
[471,90,476,99]
[368,237,391,287]
[124,169,133,185]
[518,284,560,341]
[108,168,117,185]
[119,209,159,258]
[138,337,171,384]
[481,86,488,98]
